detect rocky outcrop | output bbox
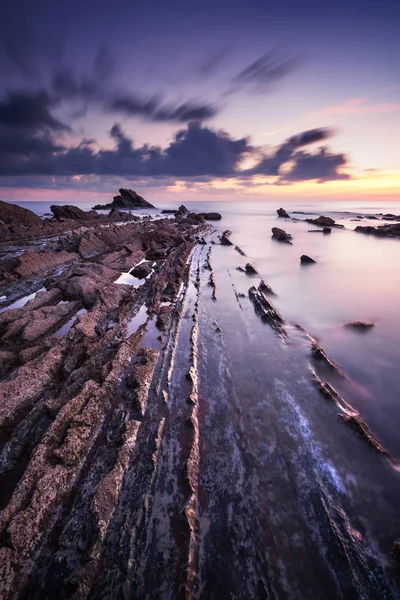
[355,223,400,238]
[50,205,98,221]
[93,189,155,211]
[272,227,292,243]
[306,215,344,229]
[200,212,222,221]
[277,208,290,218]
[221,231,233,246]
[259,279,276,296]
[300,254,316,264]
[248,284,286,336]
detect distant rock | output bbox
[245,263,258,274]
[178,204,189,215]
[306,215,344,229]
[272,227,292,243]
[323,227,331,234]
[355,223,400,238]
[306,215,335,227]
[345,321,375,330]
[277,208,290,218]
[300,254,316,264]
[308,227,331,234]
[200,212,222,221]
[93,188,155,210]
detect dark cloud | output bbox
[232,51,300,93]
[0,120,348,184]
[281,148,350,182]
[245,127,333,176]
[108,94,217,123]
[0,91,69,131]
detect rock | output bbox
[259,280,276,296]
[245,263,258,274]
[306,215,335,227]
[178,204,189,215]
[345,321,375,330]
[277,208,290,218]
[200,212,222,221]
[221,231,233,246]
[272,227,292,243]
[355,223,400,238]
[323,227,331,234]
[300,254,316,264]
[93,189,155,210]
[248,286,286,336]
[50,205,93,221]
[130,261,152,279]
[235,245,245,256]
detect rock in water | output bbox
[200,212,222,221]
[323,227,331,234]
[307,215,335,227]
[221,231,233,246]
[131,261,153,279]
[93,189,156,210]
[259,280,276,296]
[245,263,258,274]
[300,254,316,264]
[277,208,290,218]
[272,227,292,243]
[345,321,375,330]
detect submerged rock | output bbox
[345,321,375,330]
[300,254,316,264]
[277,208,290,218]
[272,227,292,243]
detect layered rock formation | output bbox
[93,189,156,211]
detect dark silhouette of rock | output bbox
[221,231,233,246]
[272,227,292,243]
[306,215,335,227]
[200,212,222,221]
[259,280,276,296]
[277,208,290,218]
[178,204,189,215]
[345,321,375,330]
[355,223,400,238]
[323,227,331,234]
[93,189,155,210]
[245,263,257,274]
[300,254,316,264]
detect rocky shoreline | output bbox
[0,196,219,598]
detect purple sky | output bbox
[1,0,399,202]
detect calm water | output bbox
[10,197,400,597]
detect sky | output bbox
[0,0,399,204]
